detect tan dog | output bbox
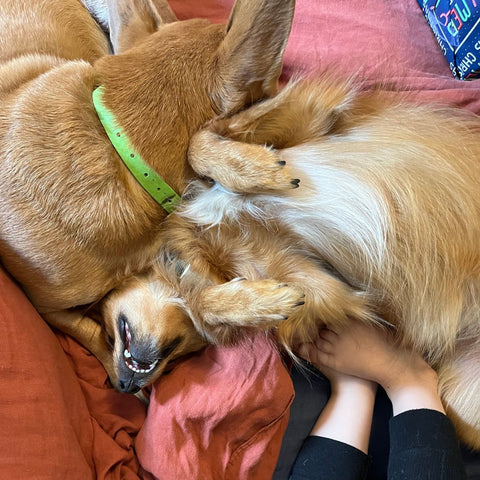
[101,214,371,389]
[104,77,480,448]
[0,0,296,392]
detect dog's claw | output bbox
[276,160,287,166]
[291,178,301,188]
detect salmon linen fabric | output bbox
[0,265,292,480]
[0,267,149,480]
[135,336,294,480]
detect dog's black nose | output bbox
[118,379,141,394]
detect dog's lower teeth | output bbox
[123,354,158,374]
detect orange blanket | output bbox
[0,266,292,479]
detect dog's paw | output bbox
[251,149,301,192]
[247,279,305,322]
[189,130,300,194]
[198,278,305,328]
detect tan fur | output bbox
[106,76,480,448]
[102,213,373,387]
[0,0,295,391]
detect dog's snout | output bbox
[129,344,156,365]
[117,377,141,394]
[124,343,159,375]
[120,316,160,374]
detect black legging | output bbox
[290,409,467,480]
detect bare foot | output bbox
[298,320,444,416]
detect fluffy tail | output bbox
[437,337,480,450]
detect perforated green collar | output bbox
[92,87,180,214]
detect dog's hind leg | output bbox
[188,78,357,194]
[437,337,480,450]
[206,78,357,148]
[188,129,300,193]
[43,309,116,385]
[269,255,375,356]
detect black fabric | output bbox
[273,364,330,479]
[288,409,467,480]
[275,364,479,480]
[387,409,467,480]
[290,436,370,480]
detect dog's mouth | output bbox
[122,321,159,374]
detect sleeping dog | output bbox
[0,0,295,390]
[102,77,480,449]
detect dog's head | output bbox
[101,271,206,393]
[93,0,295,194]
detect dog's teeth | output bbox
[124,355,159,374]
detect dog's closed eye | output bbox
[159,336,182,361]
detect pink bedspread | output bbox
[136,336,293,479]
[172,0,480,112]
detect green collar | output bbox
[92,87,180,214]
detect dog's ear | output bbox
[106,0,176,53]
[150,0,177,24]
[212,0,296,115]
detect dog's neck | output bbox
[92,87,181,213]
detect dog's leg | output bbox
[180,250,373,349]
[159,219,306,343]
[208,79,357,147]
[43,310,117,385]
[189,130,300,193]
[186,278,305,344]
[267,254,375,355]
[189,79,357,194]
[437,337,480,450]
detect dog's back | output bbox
[279,101,480,356]
[182,79,480,447]
[0,0,111,308]
[186,80,480,359]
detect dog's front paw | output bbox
[197,278,305,329]
[249,279,306,322]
